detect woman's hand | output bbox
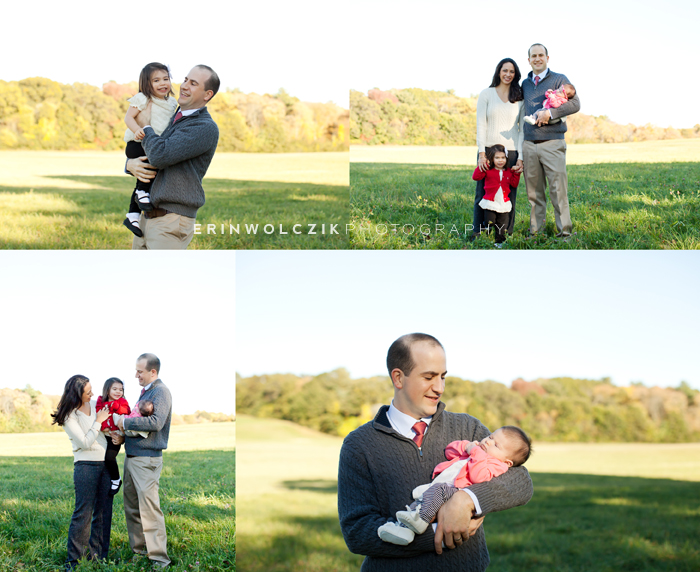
[512,159,523,174]
[478,153,489,172]
[96,406,110,424]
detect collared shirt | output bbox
[388,400,483,516]
[143,382,153,392]
[532,68,549,84]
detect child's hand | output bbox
[465,441,480,454]
[134,128,146,141]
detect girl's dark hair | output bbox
[485,144,510,170]
[489,58,523,103]
[139,62,173,100]
[51,375,90,426]
[102,377,124,403]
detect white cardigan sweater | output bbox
[63,401,107,463]
[476,87,524,154]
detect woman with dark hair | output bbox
[51,375,114,571]
[472,58,525,240]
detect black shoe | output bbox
[109,479,122,496]
[137,197,154,212]
[123,218,143,237]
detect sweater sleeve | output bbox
[475,89,488,153]
[463,421,533,516]
[141,119,219,169]
[124,388,170,432]
[516,101,524,156]
[114,398,131,415]
[472,167,486,182]
[338,439,437,558]
[63,410,101,451]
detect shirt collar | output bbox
[180,107,201,117]
[387,400,432,439]
[143,382,153,392]
[533,68,549,83]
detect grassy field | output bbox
[0,422,235,571]
[236,415,700,572]
[350,140,700,249]
[0,151,349,249]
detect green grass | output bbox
[236,415,700,572]
[0,423,235,571]
[350,162,700,249]
[0,151,349,249]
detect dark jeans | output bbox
[66,461,113,569]
[484,209,510,243]
[125,140,156,214]
[472,147,519,236]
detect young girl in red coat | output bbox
[96,378,131,495]
[472,144,520,247]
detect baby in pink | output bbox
[524,83,576,125]
[112,399,154,439]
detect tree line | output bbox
[350,88,700,146]
[237,369,700,443]
[0,77,348,152]
[0,386,233,433]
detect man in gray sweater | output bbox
[118,353,173,568]
[338,334,533,572]
[521,44,580,239]
[127,65,220,249]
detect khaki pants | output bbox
[123,456,170,566]
[132,213,195,250]
[523,139,572,237]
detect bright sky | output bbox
[348,0,700,129]
[236,251,700,391]
[0,252,235,415]
[4,0,347,107]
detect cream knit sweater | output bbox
[476,88,524,154]
[63,401,107,463]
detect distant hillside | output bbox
[0,386,233,433]
[237,369,700,443]
[0,77,348,152]
[350,88,700,146]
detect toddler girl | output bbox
[472,144,520,247]
[95,377,131,495]
[378,425,531,545]
[123,62,178,237]
[524,83,576,125]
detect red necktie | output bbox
[412,421,427,448]
[140,388,146,396]
[173,111,183,123]
[534,75,540,86]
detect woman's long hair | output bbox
[489,58,523,103]
[51,375,90,426]
[101,377,124,404]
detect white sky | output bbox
[4,0,347,107]
[0,252,235,415]
[348,0,700,129]
[236,251,700,391]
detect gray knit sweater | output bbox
[142,107,219,218]
[124,379,172,457]
[522,69,580,141]
[338,403,533,572]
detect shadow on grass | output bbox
[0,450,235,572]
[281,479,338,494]
[0,174,349,249]
[350,162,700,249]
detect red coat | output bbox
[472,167,520,203]
[95,396,131,432]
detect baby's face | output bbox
[564,85,575,99]
[478,428,515,465]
